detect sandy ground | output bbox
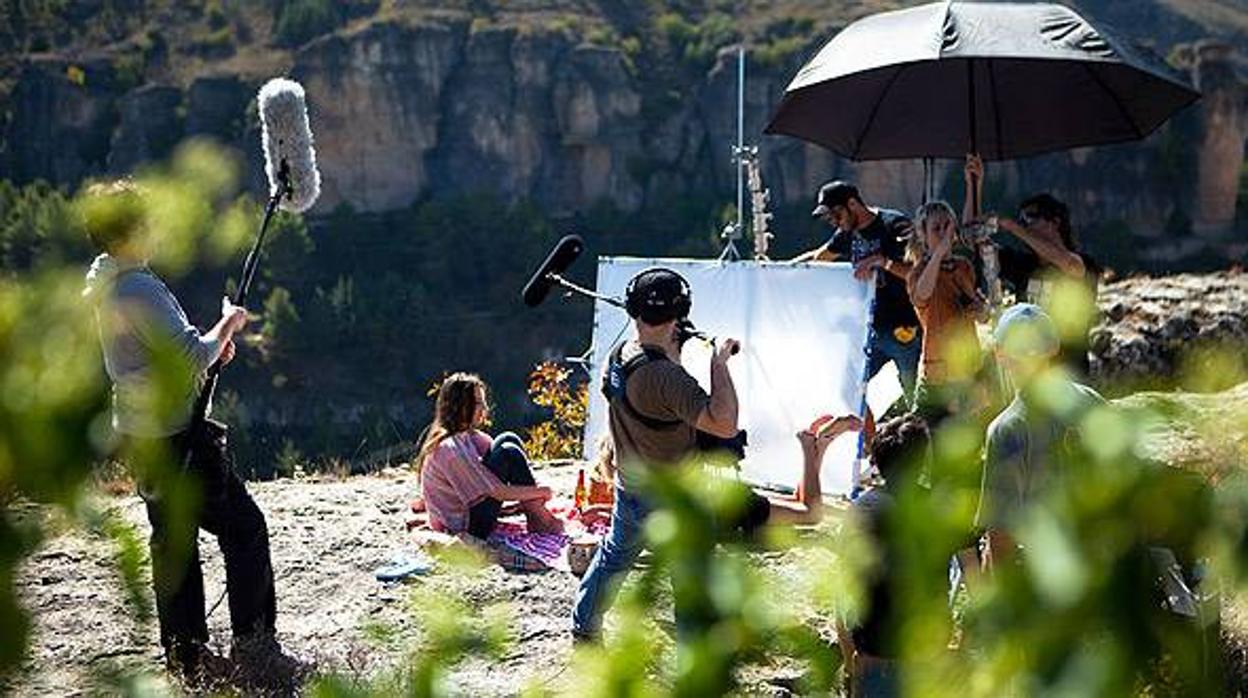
[6,463,825,696]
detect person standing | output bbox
[904,200,986,423]
[570,267,741,643]
[81,180,293,680]
[963,155,1101,375]
[975,304,1106,567]
[793,181,922,406]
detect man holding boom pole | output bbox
[81,180,286,678]
[81,75,320,685]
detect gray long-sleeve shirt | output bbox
[85,254,221,437]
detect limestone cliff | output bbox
[1,3,1245,266]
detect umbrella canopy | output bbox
[764,1,1200,161]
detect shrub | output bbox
[524,361,586,460]
[274,0,342,47]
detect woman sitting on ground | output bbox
[905,201,986,422]
[417,372,563,539]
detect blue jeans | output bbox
[572,486,651,638]
[866,327,921,405]
[854,657,900,697]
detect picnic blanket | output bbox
[409,498,611,573]
[487,500,611,572]
[488,521,573,572]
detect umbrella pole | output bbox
[967,59,981,217]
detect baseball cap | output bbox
[993,303,1060,359]
[625,267,691,325]
[811,180,859,218]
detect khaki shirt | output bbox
[608,341,709,491]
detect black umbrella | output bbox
[764,1,1200,162]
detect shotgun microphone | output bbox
[258,77,320,213]
[522,234,584,307]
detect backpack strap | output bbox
[603,343,684,432]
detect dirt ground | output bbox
[5,463,830,696]
[10,447,1248,696]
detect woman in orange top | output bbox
[905,201,986,422]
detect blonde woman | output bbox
[417,373,562,538]
[905,201,985,421]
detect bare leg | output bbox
[768,416,864,526]
[795,429,834,520]
[520,499,564,534]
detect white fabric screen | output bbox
[584,257,876,495]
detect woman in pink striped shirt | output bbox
[417,373,562,538]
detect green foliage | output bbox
[275,0,343,47]
[753,34,807,69]
[0,142,250,680]
[311,560,511,697]
[275,438,304,478]
[110,50,146,91]
[753,15,817,69]
[205,0,228,30]
[262,286,302,355]
[190,24,235,55]
[88,509,154,625]
[0,180,85,275]
[653,10,739,73]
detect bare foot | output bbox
[808,414,835,434]
[817,414,864,440]
[526,506,565,535]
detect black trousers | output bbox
[135,420,276,651]
[466,431,537,539]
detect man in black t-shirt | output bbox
[794,180,922,402]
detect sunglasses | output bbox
[1019,210,1049,227]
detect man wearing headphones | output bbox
[571,267,741,643]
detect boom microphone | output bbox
[258,77,320,213]
[523,234,584,307]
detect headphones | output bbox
[624,267,692,324]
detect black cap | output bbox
[625,267,691,325]
[811,180,859,218]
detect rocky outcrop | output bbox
[1191,40,1247,238]
[4,58,122,185]
[292,20,466,212]
[107,84,182,172]
[291,20,651,214]
[0,14,1243,248]
[1091,270,1248,390]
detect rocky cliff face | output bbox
[1092,270,1248,391]
[1,10,1245,258]
[1191,40,1248,237]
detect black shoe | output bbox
[163,638,208,675]
[164,639,232,684]
[230,633,314,690]
[571,629,601,647]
